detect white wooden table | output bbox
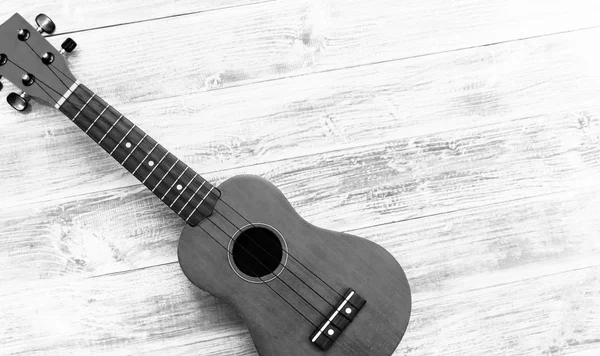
[1,1,599,355]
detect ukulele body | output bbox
[178,175,411,356]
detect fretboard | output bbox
[58,84,220,226]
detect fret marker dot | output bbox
[148,160,154,167]
[125,142,132,149]
[176,184,183,191]
[345,308,352,315]
[328,329,334,336]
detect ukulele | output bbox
[0,13,411,355]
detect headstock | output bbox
[0,13,77,111]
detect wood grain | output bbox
[2,0,600,354]
[402,265,600,356]
[567,350,600,356]
[1,0,599,106]
[3,27,600,207]
[0,0,269,35]
[1,191,599,355]
[1,107,599,284]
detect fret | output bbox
[85,104,110,133]
[58,83,219,225]
[178,181,205,214]
[178,181,219,225]
[161,169,197,208]
[72,93,95,121]
[110,125,136,155]
[169,173,197,207]
[121,133,148,164]
[132,142,158,174]
[142,150,169,184]
[161,166,188,199]
[99,115,122,144]
[120,135,158,181]
[152,158,179,192]
[187,187,214,222]
[85,98,114,143]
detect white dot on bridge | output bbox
[148,161,154,167]
[345,308,352,314]
[125,142,132,148]
[176,184,183,190]
[327,329,334,336]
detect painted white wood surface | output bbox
[3,28,600,207]
[2,189,600,355]
[2,107,600,285]
[0,0,268,34]
[1,0,599,355]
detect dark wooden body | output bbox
[178,175,411,356]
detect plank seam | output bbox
[111,24,600,106]
[1,104,589,211]
[43,0,277,37]
[82,186,598,281]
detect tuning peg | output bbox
[59,38,77,54]
[7,92,30,112]
[0,75,3,92]
[35,14,56,34]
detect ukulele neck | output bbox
[57,83,220,225]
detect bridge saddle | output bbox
[309,288,366,351]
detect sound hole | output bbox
[232,227,283,278]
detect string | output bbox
[11,52,367,354]
[218,198,352,303]
[6,58,68,98]
[18,44,361,315]
[210,201,359,312]
[12,46,356,312]
[7,57,352,348]
[195,222,360,356]
[24,41,73,94]
[194,223,318,327]
[7,51,351,336]
[197,215,360,355]
[201,216,331,320]
[12,42,366,354]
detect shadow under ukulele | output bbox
[0,12,412,356]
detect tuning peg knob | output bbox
[35,14,56,34]
[7,92,30,112]
[59,38,77,54]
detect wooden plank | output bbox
[1,220,599,355]
[1,0,599,106]
[1,106,600,282]
[2,2,598,355]
[399,266,600,355]
[0,262,255,356]
[2,114,599,285]
[0,0,269,34]
[368,188,600,298]
[3,28,600,207]
[567,350,600,356]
